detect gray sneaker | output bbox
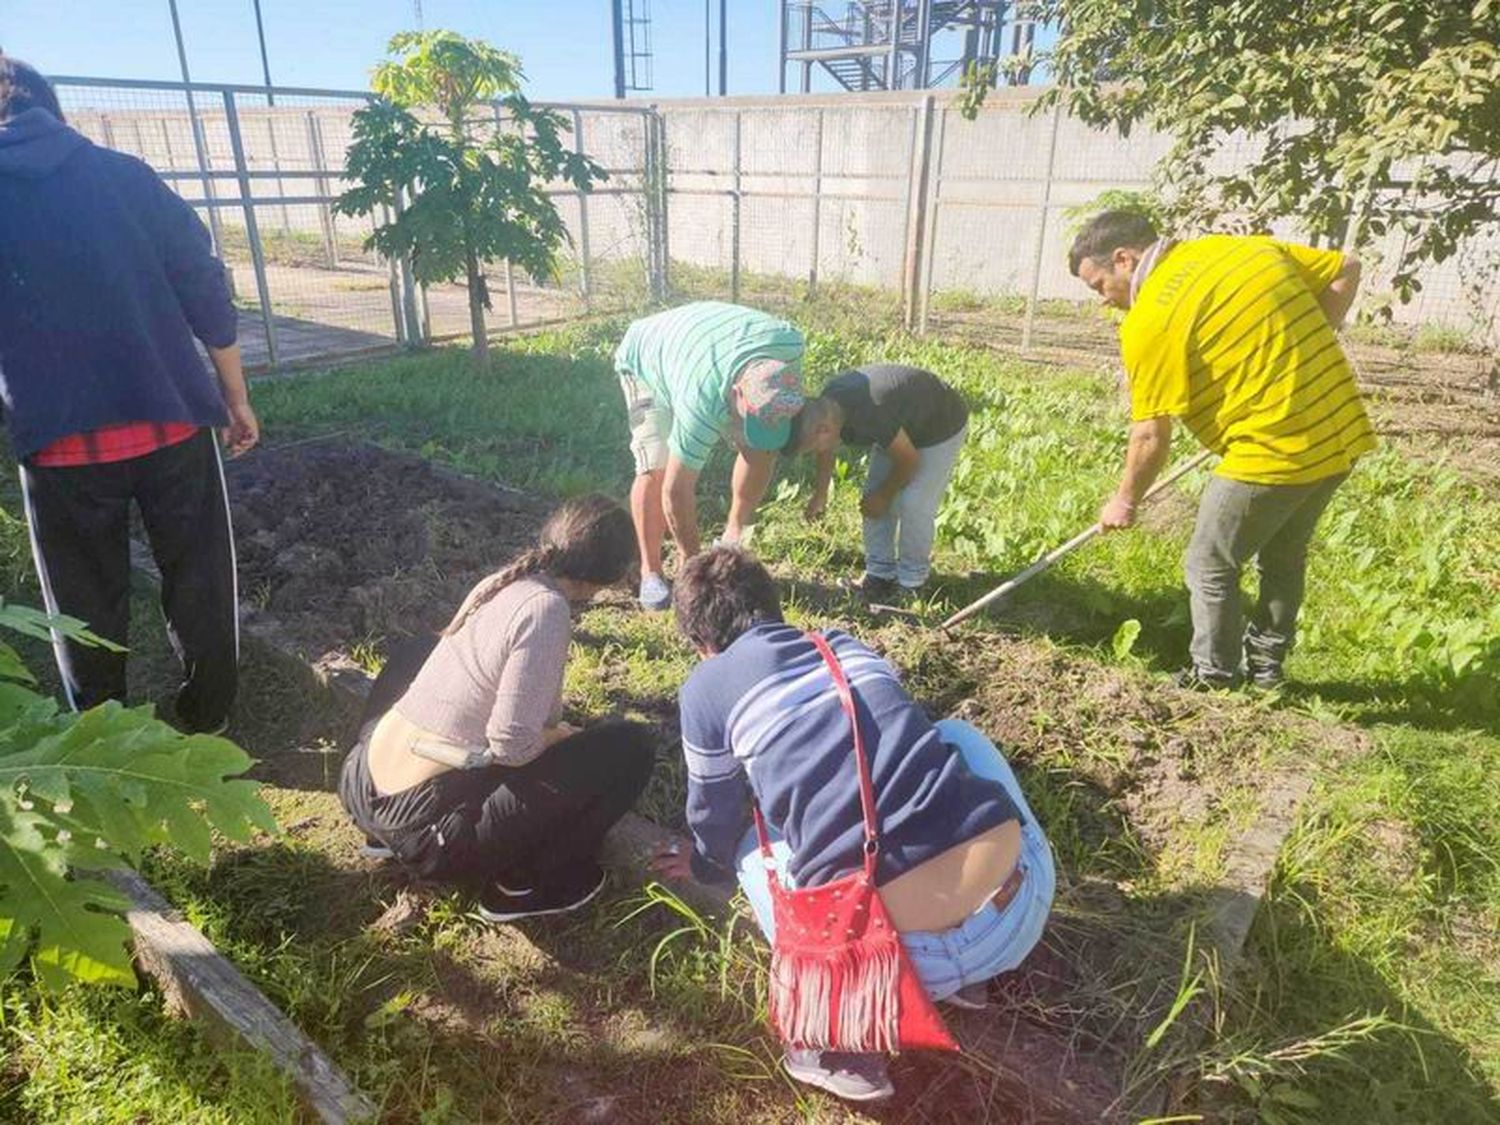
[639,572,672,611]
[782,1049,894,1102]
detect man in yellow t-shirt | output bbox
[1069,211,1373,689]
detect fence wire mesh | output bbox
[47,79,1500,372]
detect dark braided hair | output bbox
[443,494,634,634]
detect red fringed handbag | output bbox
[752,631,958,1054]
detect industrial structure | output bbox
[610,0,655,99]
[777,1,1035,93]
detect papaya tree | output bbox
[964,1,1500,310]
[337,31,605,363]
[0,600,276,989]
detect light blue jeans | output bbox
[735,718,1055,1002]
[863,425,966,589]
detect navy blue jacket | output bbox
[0,109,235,459]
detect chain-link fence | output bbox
[50,77,662,371]
[45,78,1500,371]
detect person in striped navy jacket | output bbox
[651,546,1055,1103]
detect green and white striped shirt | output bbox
[614,301,805,470]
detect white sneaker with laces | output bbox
[782,1048,894,1102]
[638,572,672,611]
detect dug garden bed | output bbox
[216,438,1338,1121]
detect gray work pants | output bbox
[1183,472,1348,682]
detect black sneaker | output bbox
[840,573,900,603]
[1172,666,1238,692]
[477,864,607,923]
[1247,664,1285,691]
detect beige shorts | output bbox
[618,371,672,474]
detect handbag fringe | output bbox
[769,941,902,1052]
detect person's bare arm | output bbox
[662,454,703,558]
[723,448,777,543]
[208,343,259,456]
[1319,255,1362,330]
[861,428,921,519]
[805,449,836,520]
[1099,416,1173,530]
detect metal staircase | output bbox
[780,0,1026,93]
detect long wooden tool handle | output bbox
[939,449,1213,631]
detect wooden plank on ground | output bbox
[101,868,378,1124]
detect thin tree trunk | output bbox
[466,252,488,364]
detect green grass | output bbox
[1,310,1497,1122]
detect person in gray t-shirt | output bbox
[790,364,969,598]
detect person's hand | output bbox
[221,400,260,458]
[803,492,828,522]
[860,491,892,520]
[649,835,696,882]
[1098,494,1137,532]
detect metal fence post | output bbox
[571,108,593,303]
[188,110,229,287]
[731,110,742,304]
[642,108,659,301]
[902,95,936,330]
[808,108,825,297]
[392,187,424,344]
[1021,104,1063,352]
[223,91,279,369]
[381,201,407,345]
[505,260,520,327]
[306,113,339,269]
[917,105,947,335]
[655,110,671,299]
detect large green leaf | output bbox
[0,685,278,989]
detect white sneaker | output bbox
[638,572,672,611]
[782,1049,894,1102]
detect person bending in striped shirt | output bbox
[614,301,806,610]
[1069,211,1373,690]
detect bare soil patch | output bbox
[225,438,550,665]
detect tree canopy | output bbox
[966,1,1500,307]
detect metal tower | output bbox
[611,0,654,98]
[777,1,1035,93]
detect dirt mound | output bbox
[226,439,549,663]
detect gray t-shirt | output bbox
[393,574,570,766]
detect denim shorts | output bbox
[735,718,1056,1001]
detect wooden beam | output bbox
[100,868,378,1123]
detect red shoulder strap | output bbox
[753,630,879,878]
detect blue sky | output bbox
[2,0,785,100]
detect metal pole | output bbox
[1021,104,1063,351]
[572,108,593,303]
[887,0,902,90]
[902,96,935,329]
[611,0,627,99]
[252,0,275,103]
[730,111,742,303]
[223,91,280,370]
[801,0,813,93]
[306,112,338,268]
[167,0,227,260]
[655,111,671,299]
[705,0,713,97]
[505,259,519,328]
[778,0,789,94]
[718,0,728,96]
[808,108,824,297]
[918,106,947,335]
[940,450,1214,631]
[915,0,933,89]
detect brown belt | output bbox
[989,865,1025,913]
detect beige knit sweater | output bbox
[393,574,570,766]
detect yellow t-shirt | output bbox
[1119,234,1376,484]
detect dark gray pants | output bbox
[1183,472,1347,682]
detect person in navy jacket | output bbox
[0,57,258,731]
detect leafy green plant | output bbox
[336,31,605,362]
[0,601,276,990]
[965,1,1500,303]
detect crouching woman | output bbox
[651,547,1054,1102]
[340,495,655,922]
